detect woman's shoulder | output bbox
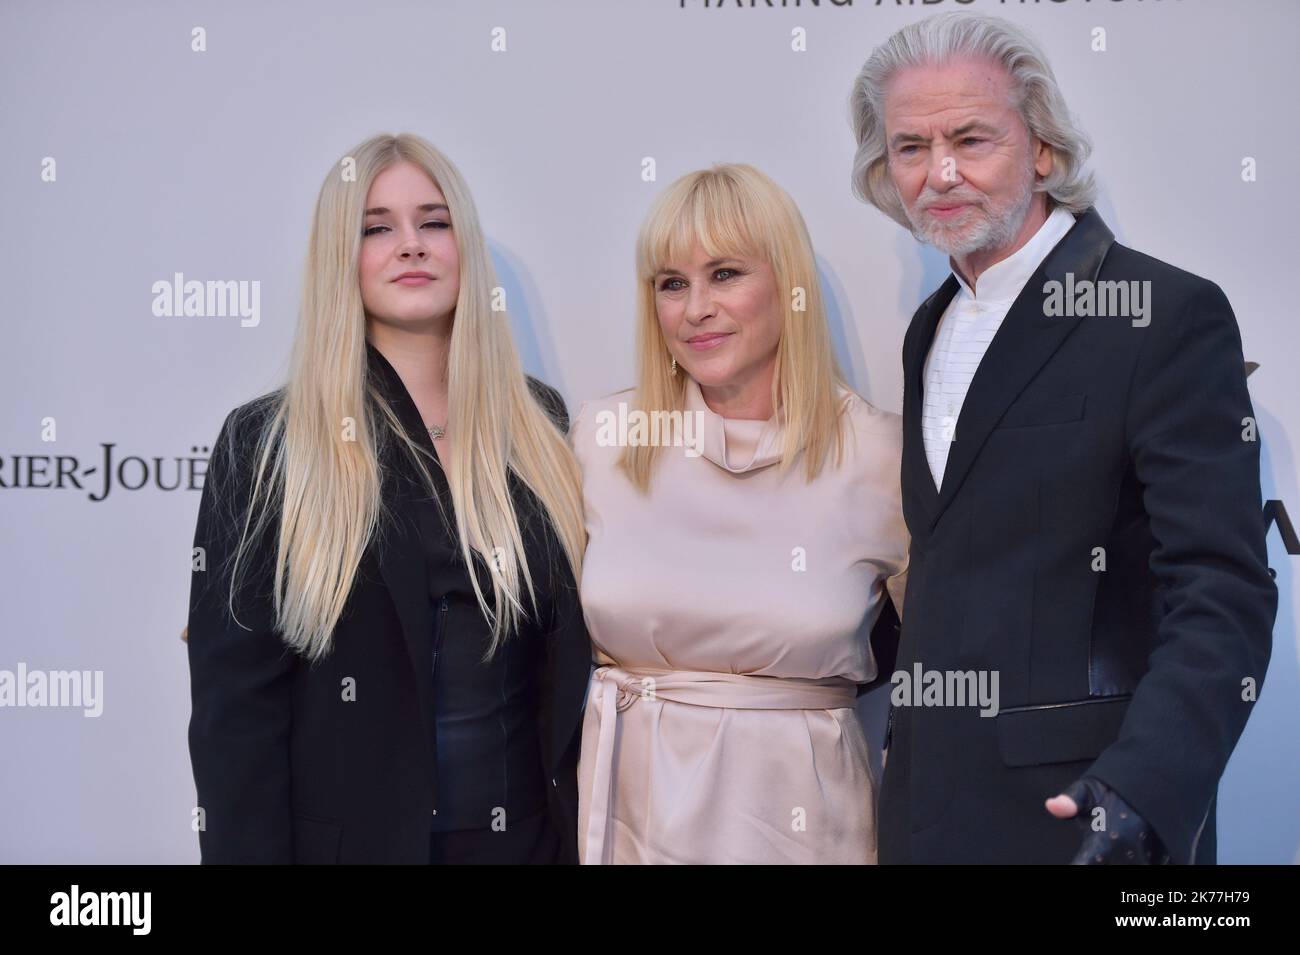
[525,375,569,434]
[576,384,636,411]
[206,390,284,495]
[565,388,636,472]
[220,389,284,446]
[838,387,902,446]
[570,387,637,434]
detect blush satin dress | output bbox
[572,376,908,864]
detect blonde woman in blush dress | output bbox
[570,164,908,864]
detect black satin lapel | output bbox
[929,208,1116,529]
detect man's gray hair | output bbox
[849,12,1097,229]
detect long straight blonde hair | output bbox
[229,133,585,662]
[620,163,851,492]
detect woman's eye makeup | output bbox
[657,267,744,292]
[363,220,450,236]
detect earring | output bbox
[670,355,678,377]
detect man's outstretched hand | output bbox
[1045,776,1171,865]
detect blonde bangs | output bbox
[621,163,852,494]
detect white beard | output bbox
[904,166,1036,258]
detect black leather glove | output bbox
[1057,776,1171,865]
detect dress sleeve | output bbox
[885,549,909,623]
[567,399,595,463]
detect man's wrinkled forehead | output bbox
[884,56,1018,135]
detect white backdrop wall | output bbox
[1,0,1295,863]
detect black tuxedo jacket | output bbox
[186,349,591,863]
[879,207,1277,864]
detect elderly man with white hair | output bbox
[850,12,1276,864]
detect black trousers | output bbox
[428,806,562,865]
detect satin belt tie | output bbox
[582,664,859,865]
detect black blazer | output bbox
[879,207,1277,864]
[186,347,592,863]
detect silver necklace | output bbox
[426,423,446,440]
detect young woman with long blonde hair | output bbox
[186,133,590,864]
